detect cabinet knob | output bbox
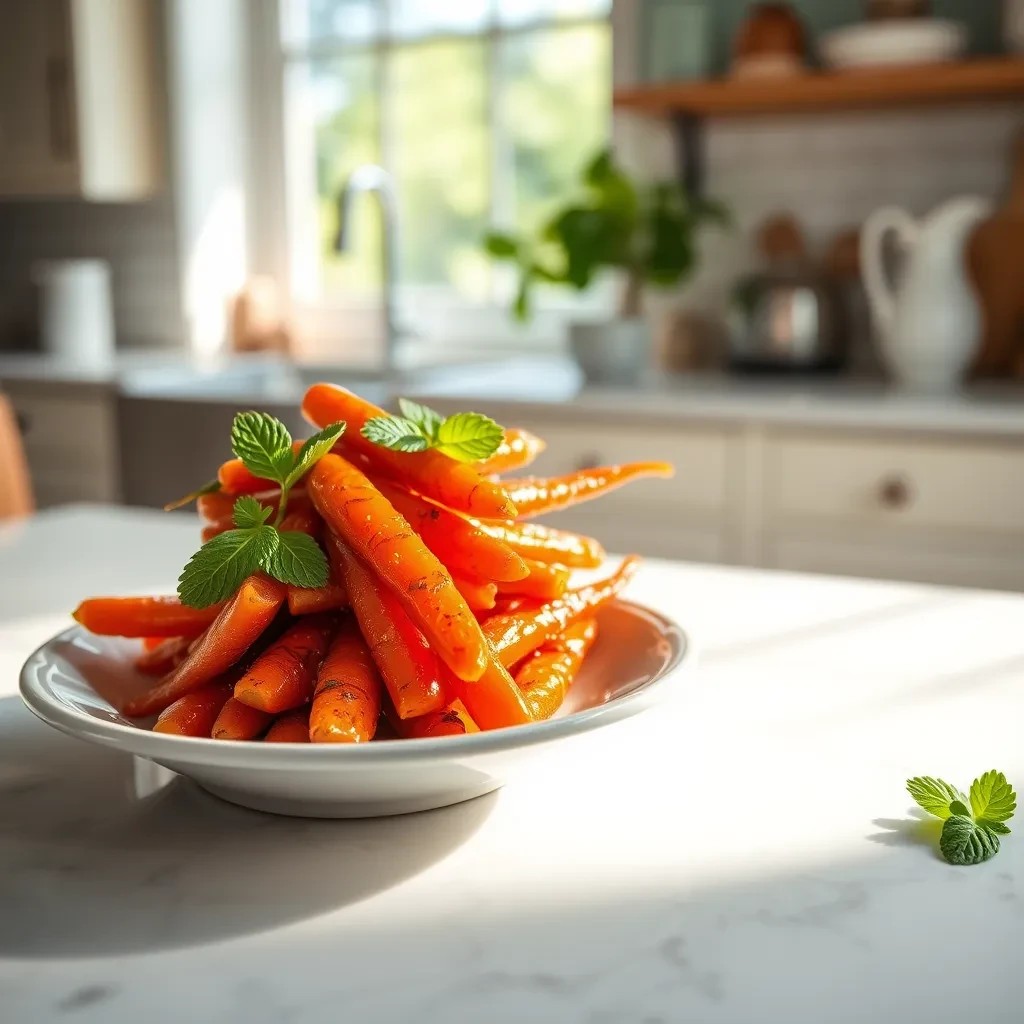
[878,474,912,510]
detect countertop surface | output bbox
[2,506,1022,1023]
[2,350,1024,436]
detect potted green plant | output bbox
[484,149,728,384]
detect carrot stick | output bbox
[123,575,287,717]
[134,635,191,677]
[233,615,335,713]
[142,636,166,652]
[398,699,480,739]
[329,537,446,719]
[309,618,383,742]
[514,619,598,720]
[451,574,498,612]
[286,580,348,616]
[443,658,533,731]
[483,556,639,668]
[375,480,528,583]
[476,428,546,476]
[152,679,233,737]
[495,558,570,601]
[217,441,305,495]
[265,708,311,743]
[309,454,489,682]
[73,596,224,639]
[211,696,272,740]
[472,519,605,568]
[504,462,674,518]
[302,383,518,519]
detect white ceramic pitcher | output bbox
[861,196,991,392]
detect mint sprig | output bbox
[176,412,345,608]
[907,772,1015,865]
[362,398,503,462]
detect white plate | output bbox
[20,601,692,818]
[821,19,966,70]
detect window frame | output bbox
[247,0,613,364]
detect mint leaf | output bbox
[970,771,1016,827]
[232,495,273,530]
[289,421,346,488]
[177,526,279,608]
[231,412,293,484]
[398,398,443,436]
[949,799,971,817]
[435,412,504,462]
[939,815,1000,866]
[361,416,430,452]
[984,820,1012,836]
[907,776,966,820]
[265,531,329,589]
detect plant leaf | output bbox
[264,531,329,589]
[939,815,1000,866]
[484,231,519,259]
[435,412,504,462]
[231,411,294,484]
[949,799,971,817]
[232,495,272,530]
[398,398,443,438]
[907,776,966,820]
[288,421,346,488]
[983,820,1012,836]
[361,416,430,452]
[970,771,1016,825]
[163,477,221,512]
[177,527,279,609]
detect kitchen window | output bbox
[266,0,612,357]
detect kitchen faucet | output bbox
[333,164,401,375]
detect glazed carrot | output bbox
[329,537,445,718]
[443,657,533,731]
[152,679,233,737]
[197,489,242,523]
[496,558,570,601]
[233,615,335,714]
[451,574,498,612]
[514,619,598,720]
[309,618,382,742]
[309,454,489,682]
[302,383,517,519]
[483,556,639,668]
[476,428,546,476]
[211,696,272,740]
[375,480,528,583]
[504,462,674,518]
[286,580,348,616]
[73,596,223,639]
[265,708,311,743]
[142,636,166,652]
[202,501,320,543]
[199,490,313,526]
[399,699,480,739]
[134,635,191,676]
[123,575,287,717]
[217,441,308,496]
[472,519,605,568]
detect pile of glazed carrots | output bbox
[72,384,673,742]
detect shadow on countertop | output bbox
[0,696,496,958]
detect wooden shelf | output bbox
[614,57,1024,118]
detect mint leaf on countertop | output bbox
[939,815,1001,866]
[907,776,966,820]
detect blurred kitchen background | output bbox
[1,0,1023,591]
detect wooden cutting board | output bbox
[967,135,1024,378]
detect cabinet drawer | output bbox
[10,393,117,471]
[765,433,1024,535]
[516,422,733,517]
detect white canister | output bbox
[33,259,115,365]
[1007,0,1024,53]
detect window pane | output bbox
[281,0,380,46]
[503,25,610,232]
[391,40,489,299]
[387,1,491,39]
[285,53,382,297]
[496,0,610,27]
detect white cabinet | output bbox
[3,385,120,507]
[0,0,163,200]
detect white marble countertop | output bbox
[2,350,1024,437]
[1,506,1023,1023]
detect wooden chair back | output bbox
[0,394,34,519]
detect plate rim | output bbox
[19,600,694,768]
